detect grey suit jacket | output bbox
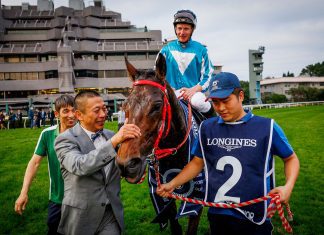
[54,123,124,235]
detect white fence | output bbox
[243,101,324,110]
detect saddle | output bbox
[179,99,206,125]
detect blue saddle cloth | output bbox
[148,100,206,229]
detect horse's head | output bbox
[116,54,179,184]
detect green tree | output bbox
[287,71,294,77]
[283,71,294,77]
[262,93,287,104]
[300,61,324,76]
[240,80,250,104]
[289,86,324,102]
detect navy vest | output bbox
[199,115,274,224]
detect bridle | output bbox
[133,80,192,161]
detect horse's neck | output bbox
[160,96,187,149]
[172,100,187,134]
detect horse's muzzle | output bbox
[117,157,147,184]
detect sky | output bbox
[2,0,324,81]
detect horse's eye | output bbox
[150,102,162,115]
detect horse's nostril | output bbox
[124,158,143,178]
[128,158,142,169]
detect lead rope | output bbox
[153,165,293,233]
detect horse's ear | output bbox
[155,53,166,81]
[125,56,138,82]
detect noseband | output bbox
[133,80,192,160]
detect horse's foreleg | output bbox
[185,208,203,235]
[168,201,183,235]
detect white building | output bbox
[0,0,163,110]
[260,77,324,100]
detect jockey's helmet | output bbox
[173,10,197,29]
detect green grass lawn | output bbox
[0,105,323,234]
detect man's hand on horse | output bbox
[111,118,141,148]
[156,183,175,198]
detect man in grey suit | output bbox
[55,90,141,235]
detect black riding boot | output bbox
[169,202,182,235]
[185,208,203,235]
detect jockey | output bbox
[159,9,215,117]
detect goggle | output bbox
[174,17,194,24]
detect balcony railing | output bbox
[15,10,54,18]
[9,20,52,28]
[0,43,42,53]
[101,19,131,27]
[0,41,163,54]
[97,41,163,52]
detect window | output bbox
[45,70,58,79]
[8,57,20,63]
[21,72,27,80]
[75,70,98,78]
[81,55,95,60]
[11,73,22,80]
[39,72,45,80]
[98,54,105,61]
[98,70,105,78]
[106,53,125,61]
[24,56,38,62]
[5,73,10,80]
[86,70,98,77]
[127,52,146,60]
[106,70,127,78]
[48,55,57,61]
[27,72,38,80]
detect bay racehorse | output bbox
[116,54,206,235]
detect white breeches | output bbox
[174,90,211,113]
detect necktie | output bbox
[91,130,103,142]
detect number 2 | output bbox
[214,156,242,203]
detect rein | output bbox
[133,80,192,160]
